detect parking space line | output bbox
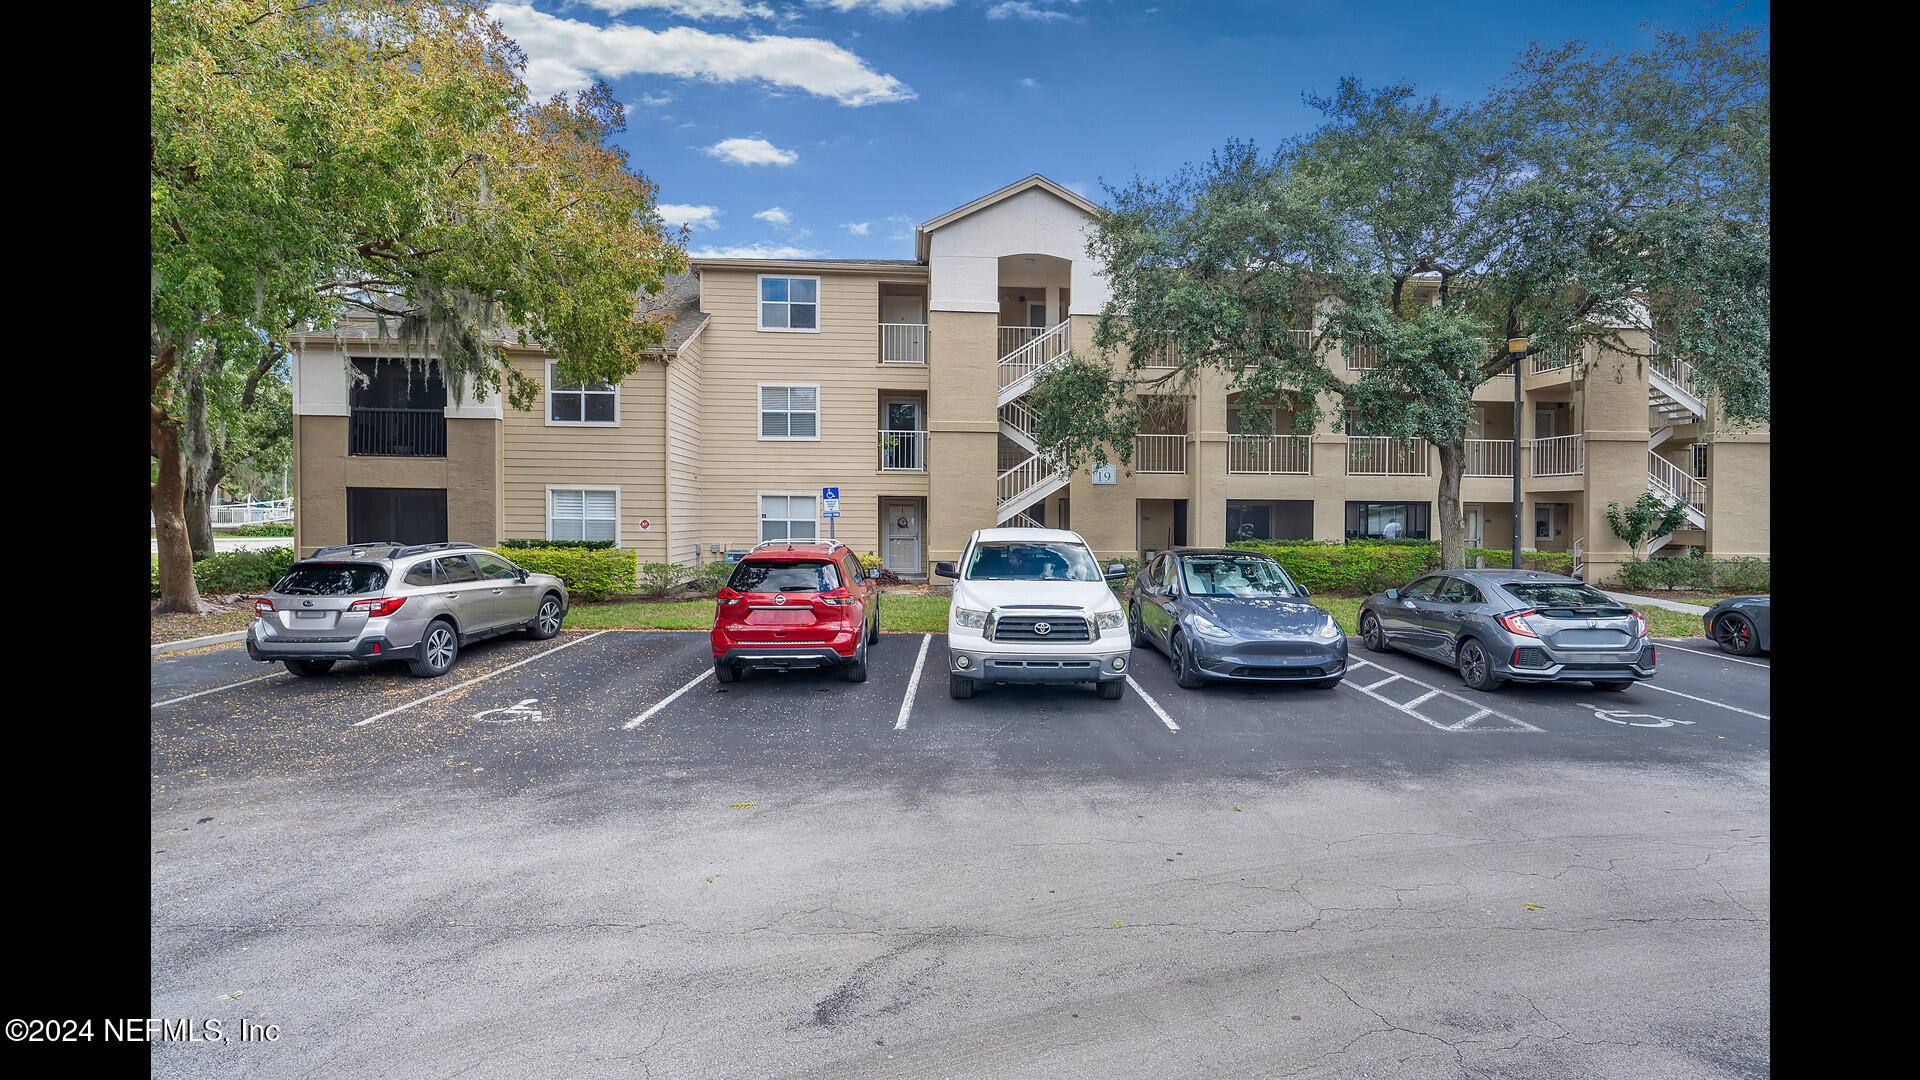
[624,666,714,729]
[1124,675,1180,732]
[152,671,289,708]
[1655,641,1771,669]
[1360,674,1402,691]
[353,631,609,728]
[1343,658,1541,733]
[893,634,932,731]
[1638,682,1770,719]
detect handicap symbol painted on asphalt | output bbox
[1576,703,1695,728]
[473,698,544,724]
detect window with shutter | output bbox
[548,488,619,543]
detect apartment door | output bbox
[1465,505,1484,548]
[882,399,923,471]
[885,502,921,574]
[1029,303,1047,329]
[1535,408,1557,439]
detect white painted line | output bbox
[152,670,288,708]
[1655,641,1771,669]
[624,665,714,730]
[151,630,248,656]
[1403,689,1442,709]
[1338,659,1541,733]
[1361,674,1402,691]
[894,634,932,731]
[354,631,609,728]
[1124,675,1180,732]
[1454,708,1493,729]
[1637,682,1770,720]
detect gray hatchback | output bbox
[246,541,570,678]
[1358,570,1655,692]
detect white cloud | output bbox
[657,203,722,230]
[986,0,1078,21]
[489,3,916,106]
[841,221,871,236]
[808,0,956,13]
[1061,179,1091,198]
[753,207,793,226]
[1017,77,1036,88]
[637,92,674,107]
[704,136,798,166]
[690,242,826,259]
[580,0,774,18]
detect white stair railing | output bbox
[1006,509,1044,529]
[1648,450,1707,529]
[1227,434,1311,474]
[996,452,1069,515]
[998,325,1046,359]
[997,320,1072,396]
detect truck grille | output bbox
[990,614,1091,642]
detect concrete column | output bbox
[1579,328,1656,586]
[927,310,1000,564]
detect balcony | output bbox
[1346,436,1428,476]
[878,322,926,364]
[1133,434,1187,474]
[1462,438,1513,477]
[1228,434,1312,475]
[349,407,447,458]
[1532,434,1585,476]
[878,429,927,472]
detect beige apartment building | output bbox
[289,174,1768,587]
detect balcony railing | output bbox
[1142,342,1179,368]
[1227,434,1312,475]
[1133,434,1187,474]
[998,325,1046,360]
[1346,436,1428,476]
[1462,438,1513,477]
[1345,341,1387,370]
[1531,434,1585,476]
[878,322,926,364]
[878,429,927,472]
[349,408,446,458]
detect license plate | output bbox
[1553,628,1627,645]
[293,611,328,620]
[747,610,813,625]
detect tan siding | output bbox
[665,333,705,566]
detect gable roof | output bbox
[914,174,1101,261]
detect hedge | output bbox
[1222,540,1575,593]
[502,546,638,601]
[227,522,294,537]
[151,547,299,597]
[500,538,615,550]
[1611,554,1769,593]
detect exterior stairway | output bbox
[995,322,1073,523]
[1645,344,1709,553]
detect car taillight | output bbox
[348,596,407,618]
[1496,610,1539,637]
[717,587,742,602]
[819,587,854,606]
[254,599,274,616]
[1631,610,1648,638]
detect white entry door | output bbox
[885,502,921,574]
[1465,505,1484,547]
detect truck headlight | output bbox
[953,607,988,629]
[1094,609,1125,631]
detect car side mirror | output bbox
[1384,588,1398,600]
[1296,584,1310,597]
[1105,563,1128,579]
[934,561,957,579]
[517,569,529,583]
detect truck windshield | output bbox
[964,542,1102,581]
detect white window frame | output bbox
[758,382,822,442]
[545,359,620,427]
[757,274,821,334]
[545,486,622,544]
[757,491,820,543]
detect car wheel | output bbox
[949,673,975,699]
[1096,678,1126,700]
[284,659,335,677]
[1590,680,1632,691]
[1130,603,1148,649]
[407,620,459,678]
[1361,613,1388,652]
[1715,613,1759,656]
[1170,631,1206,689]
[527,593,564,640]
[843,637,869,683]
[714,660,739,683]
[868,604,880,645]
[1456,638,1503,692]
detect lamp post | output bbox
[1507,337,1528,570]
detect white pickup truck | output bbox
[935,527,1133,700]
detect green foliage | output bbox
[640,562,692,597]
[153,547,298,597]
[1106,555,1143,596]
[1613,555,1768,593]
[1224,540,1572,593]
[694,559,734,596]
[499,538,615,550]
[228,523,294,537]
[1026,353,1142,473]
[1606,491,1693,551]
[504,547,638,602]
[858,553,883,573]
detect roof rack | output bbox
[393,541,481,558]
[310,541,403,558]
[748,538,852,558]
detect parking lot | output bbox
[152,630,1769,1079]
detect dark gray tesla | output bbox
[1358,570,1655,692]
[1128,548,1347,689]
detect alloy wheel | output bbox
[426,626,456,671]
[538,600,561,635]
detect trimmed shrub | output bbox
[150,547,299,596]
[506,546,638,601]
[1610,554,1768,593]
[500,538,615,550]
[1714,557,1769,594]
[694,559,734,595]
[640,562,692,597]
[228,522,295,537]
[1464,548,1578,575]
[858,552,882,573]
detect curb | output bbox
[152,631,247,657]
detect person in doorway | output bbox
[1236,521,1258,541]
[1382,519,1403,539]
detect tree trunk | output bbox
[182,345,220,555]
[152,342,205,614]
[1435,439,1466,570]
[184,458,224,557]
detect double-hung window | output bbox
[759,385,819,440]
[759,276,819,331]
[759,495,818,542]
[548,360,617,425]
[548,488,619,542]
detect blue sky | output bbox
[489,1,1769,259]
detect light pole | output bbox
[1507,337,1528,570]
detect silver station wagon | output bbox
[246,541,570,678]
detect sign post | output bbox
[821,486,841,540]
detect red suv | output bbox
[710,540,879,683]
